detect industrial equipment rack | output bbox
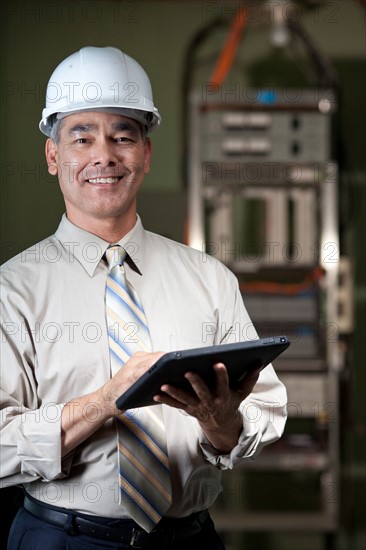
[187,88,345,549]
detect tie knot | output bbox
[106,245,127,271]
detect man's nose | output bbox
[91,139,119,166]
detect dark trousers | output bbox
[7,507,226,550]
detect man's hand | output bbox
[153,363,261,453]
[61,351,165,457]
[100,351,165,417]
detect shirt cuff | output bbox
[17,403,70,481]
[197,417,262,470]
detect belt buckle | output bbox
[129,528,144,548]
[129,527,169,549]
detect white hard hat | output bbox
[39,46,161,136]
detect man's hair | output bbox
[49,115,63,144]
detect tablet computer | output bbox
[116,335,290,410]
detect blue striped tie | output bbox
[105,245,172,532]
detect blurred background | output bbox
[0,1,365,549]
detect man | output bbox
[1,47,287,549]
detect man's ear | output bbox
[144,137,152,175]
[45,139,58,176]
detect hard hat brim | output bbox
[39,105,161,137]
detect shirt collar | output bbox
[54,214,146,277]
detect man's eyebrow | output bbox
[68,123,98,135]
[112,121,140,134]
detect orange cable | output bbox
[209,6,248,90]
[240,267,325,296]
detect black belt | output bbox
[23,494,209,548]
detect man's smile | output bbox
[86,177,123,184]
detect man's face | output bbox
[46,111,151,231]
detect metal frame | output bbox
[187,90,341,548]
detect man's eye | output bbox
[76,138,88,144]
[115,137,131,143]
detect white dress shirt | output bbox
[0,214,287,518]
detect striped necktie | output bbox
[105,245,172,532]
